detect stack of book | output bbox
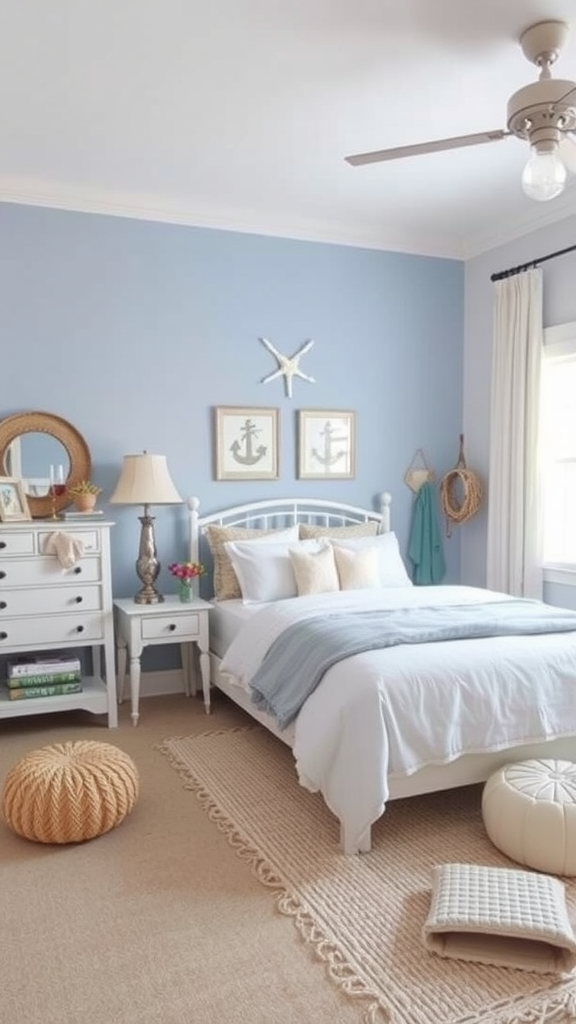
[5,656,83,701]
[61,509,104,521]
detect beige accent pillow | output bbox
[288,544,339,596]
[299,522,379,540]
[333,545,381,590]
[331,533,413,588]
[204,525,298,600]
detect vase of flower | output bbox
[169,560,205,603]
[178,579,193,603]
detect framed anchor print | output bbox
[215,406,279,480]
[298,409,355,480]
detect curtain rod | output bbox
[490,242,576,282]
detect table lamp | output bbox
[109,452,182,604]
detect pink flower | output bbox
[168,561,205,581]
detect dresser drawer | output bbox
[0,585,102,618]
[0,556,102,587]
[0,613,104,648]
[0,532,36,555]
[38,529,101,554]
[141,613,200,640]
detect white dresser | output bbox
[0,520,117,726]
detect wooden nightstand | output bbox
[113,596,212,726]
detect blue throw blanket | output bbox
[250,599,576,730]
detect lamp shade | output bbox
[109,454,182,506]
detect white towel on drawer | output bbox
[43,531,84,568]
[423,863,576,974]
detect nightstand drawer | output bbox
[141,613,200,640]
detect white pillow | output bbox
[288,544,340,596]
[332,544,382,590]
[224,537,320,604]
[330,532,413,588]
[206,524,299,601]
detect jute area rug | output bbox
[158,727,576,1024]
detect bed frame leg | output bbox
[340,822,372,855]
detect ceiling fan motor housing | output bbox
[507,79,576,147]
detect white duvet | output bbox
[220,586,576,852]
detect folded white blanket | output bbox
[423,863,576,975]
[43,531,84,568]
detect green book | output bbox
[6,671,81,688]
[7,682,83,701]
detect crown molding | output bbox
[2,173,573,262]
[0,176,466,260]
[461,187,576,257]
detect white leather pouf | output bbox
[482,759,576,876]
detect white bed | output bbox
[188,494,576,854]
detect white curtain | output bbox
[486,268,543,598]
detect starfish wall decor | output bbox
[259,337,315,398]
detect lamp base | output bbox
[134,510,164,605]
[134,586,164,605]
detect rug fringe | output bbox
[452,980,576,1024]
[156,737,391,1024]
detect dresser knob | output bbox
[75,596,83,604]
[0,571,5,580]
[169,623,177,632]
[76,625,85,633]
[0,601,6,610]
[0,541,5,549]
[73,566,82,575]
[0,631,7,640]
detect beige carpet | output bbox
[0,694,363,1024]
[160,726,576,1024]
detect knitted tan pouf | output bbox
[1,740,139,844]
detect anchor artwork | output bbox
[230,418,267,467]
[215,407,279,481]
[298,409,356,480]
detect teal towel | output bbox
[408,481,446,585]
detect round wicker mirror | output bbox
[0,411,91,518]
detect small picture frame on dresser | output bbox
[0,477,32,522]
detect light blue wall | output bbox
[2,202,464,609]
[463,212,576,601]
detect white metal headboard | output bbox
[187,493,392,568]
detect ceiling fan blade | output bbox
[345,129,510,166]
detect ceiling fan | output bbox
[345,20,576,201]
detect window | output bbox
[542,321,576,567]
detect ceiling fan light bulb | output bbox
[521,145,567,200]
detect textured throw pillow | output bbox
[330,532,413,588]
[333,545,382,590]
[288,544,340,596]
[224,538,326,603]
[205,525,299,600]
[299,521,379,540]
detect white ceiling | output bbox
[3,0,576,259]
